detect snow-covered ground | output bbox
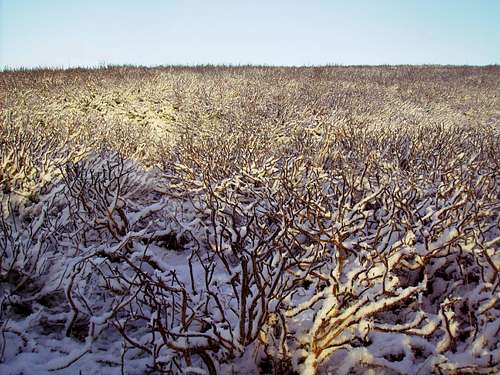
[1,149,498,374]
[1,66,499,374]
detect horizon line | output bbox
[2,62,499,73]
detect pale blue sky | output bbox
[1,0,499,68]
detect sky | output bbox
[1,0,499,68]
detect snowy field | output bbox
[0,66,499,374]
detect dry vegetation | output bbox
[0,65,499,374]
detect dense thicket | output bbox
[1,66,499,374]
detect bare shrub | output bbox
[0,65,498,374]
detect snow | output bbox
[1,140,499,374]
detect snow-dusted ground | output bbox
[1,66,499,374]
[1,147,498,374]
